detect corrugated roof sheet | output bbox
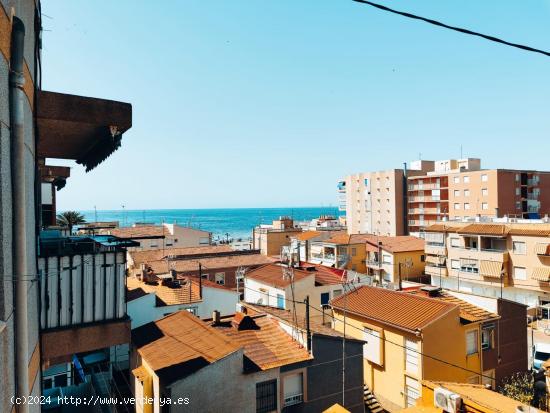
[331,286,456,332]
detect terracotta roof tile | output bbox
[458,223,509,236]
[366,236,424,253]
[293,231,323,241]
[321,233,374,245]
[132,311,240,383]
[210,313,312,370]
[146,254,275,275]
[130,245,233,266]
[245,264,312,288]
[127,276,202,306]
[331,286,456,332]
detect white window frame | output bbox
[512,241,526,255]
[214,272,226,285]
[481,174,488,182]
[482,188,488,197]
[513,266,527,280]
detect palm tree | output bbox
[56,211,86,234]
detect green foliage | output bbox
[56,211,86,233]
[499,371,535,407]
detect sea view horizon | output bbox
[75,207,341,242]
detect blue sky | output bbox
[42,0,550,210]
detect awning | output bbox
[37,91,132,172]
[132,365,150,382]
[479,260,502,278]
[535,244,550,256]
[532,267,550,282]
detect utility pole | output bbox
[198,263,202,299]
[304,296,311,352]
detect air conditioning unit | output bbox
[434,387,462,413]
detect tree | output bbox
[499,371,546,409]
[56,211,86,234]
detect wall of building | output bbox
[0,2,41,411]
[254,228,300,256]
[379,250,426,283]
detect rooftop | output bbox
[129,245,233,266]
[425,221,550,237]
[245,263,343,288]
[126,276,202,306]
[132,311,240,384]
[209,312,312,371]
[366,235,425,253]
[145,253,275,275]
[320,233,374,245]
[110,224,210,239]
[293,231,323,241]
[331,286,456,333]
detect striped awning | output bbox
[535,244,550,256]
[532,267,550,282]
[479,260,503,278]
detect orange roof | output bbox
[293,231,322,241]
[110,225,167,238]
[210,313,312,370]
[245,264,312,288]
[423,223,460,233]
[408,290,498,323]
[366,236,424,253]
[331,286,456,332]
[146,254,275,275]
[458,223,508,236]
[132,310,240,383]
[129,245,233,266]
[321,233,375,245]
[127,276,202,306]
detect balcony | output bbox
[425,243,446,256]
[425,265,448,277]
[365,259,381,269]
[39,231,139,364]
[452,247,509,263]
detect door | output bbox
[321,292,330,307]
[405,376,420,407]
[277,294,285,309]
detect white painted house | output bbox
[243,263,345,322]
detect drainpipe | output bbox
[10,17,30,412]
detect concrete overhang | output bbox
[37,91,132,172]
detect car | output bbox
[533,342,550,370]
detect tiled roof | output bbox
[408,290,498,323]
[423,381,545,413]
[146,254,275,275]
[245,264,312,288]
[366,236,424,253]
[458,223,508,236]
[423,223,460,233]
[331,286,456,332]
[132,310,240,384]
[127,276,202,306]
[210,313,312,370]
[129,245,233,266]
[242,303,353,340]
[293,231,322,241]
[321,233,374,245]
[110,225,167,238]
[308,265,344,286]
[507,224,550,237]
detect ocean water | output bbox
[78,207,341,242]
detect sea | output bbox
[77,207,341,243]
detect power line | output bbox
[352,0,550,58]
[242,284,496,381]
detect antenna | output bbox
[460,145,463,159]
[283,265,299,340]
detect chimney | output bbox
[212,310,221,325]
[420,286,442,297]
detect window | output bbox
[516,188,521,196]
[150,244,158,248]
[54,374,68,388]
[513,267,527,280]
[451,259,460,270]
[516,201,522,210]
[513,241,526,255]
[466,330,478,355]
[420,255,425,262]
[256,380,277,413]
[482,324,495,350]
[461,258,478,273]
[351,247,357,257]
[321,292,330,306]
[454,203,460,210]
[201,273,209,279]
[333,289,343,297]
[283,373,304,407]
[364,178,369,186]
[464,203,470,210]
[463,176,470,183]
[453,176,460,184]
[482,202,488,210]
[382,254,391,264]
[464,189,470,197]
[481,174,488,182]
[450,238,460,248]
[482,188,488,196]
[363,327,383,365]
[516,174,520,182]
[454,190,460,197]
[43,378,53,390]
[405,339,419,374]
[215,272,225,285]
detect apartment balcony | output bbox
[409,208,443,216]
[451,247,509,263]
[425,244,447,256]
[39,231,139,365]
[365,259,381,270]
[425,265,448,277]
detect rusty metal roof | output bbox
[331,286,456,332]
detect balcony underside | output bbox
[41,318,130,368]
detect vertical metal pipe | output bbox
[10,16,30,412]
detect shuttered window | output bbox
[363,327,383,366]
[256,380,277,413]
[283,373,303,407]
[466,330,478,355]
[405,339,419,375]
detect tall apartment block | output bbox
[338,161,434,236]
[408,158,550,234]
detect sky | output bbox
[41,0,550,211]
